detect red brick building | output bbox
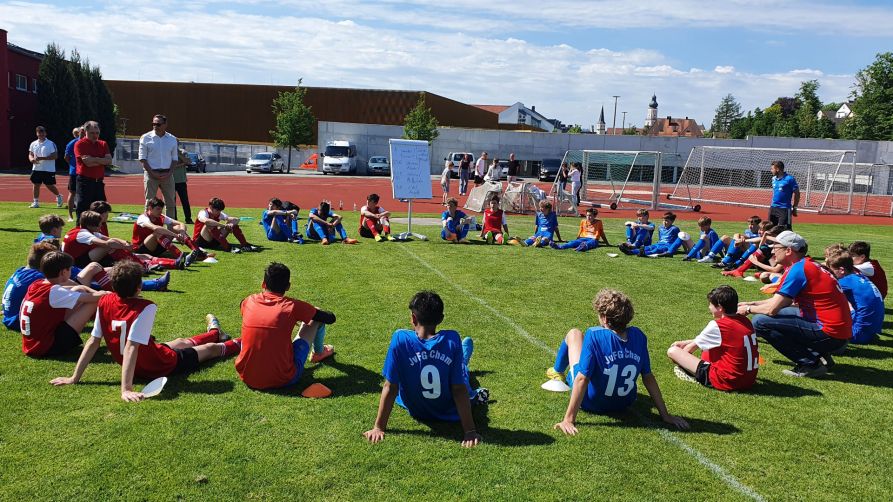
[1,29,43,169]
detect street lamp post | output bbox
[611,96,620,135]
[621,111,627,132]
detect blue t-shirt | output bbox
[261,210,289,241]
[771,173,799,208]
[441,209,467,222]
[382,329,473,422]
[656,225,680,244]
[2,267,45,330]
[744,228,759,239]
[534,211,558,233]
[701,228,719,248]
[34,233,57,243]
[65,138,79,176]
[838,273,884,341]
[569,326,652,413]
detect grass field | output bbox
[1,201,891,501]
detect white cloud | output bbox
[0,1,859,129]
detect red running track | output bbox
[1,172,891,225]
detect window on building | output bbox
[15,74,27,91]
[32,78,37,94]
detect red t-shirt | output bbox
[235,292,318,389]
[20,280,82,356]
[869,260,887,299]
[93,294,178,379]
[482,208,505,234]
[193,208,226,241]
[696,315,759,391]
[776,257,852,340]
[132,212,172,247]
[62,227,99,262]
[74,138,109,179]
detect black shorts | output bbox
[164,345,200,374]
[695,360,714,388]
[195,235,220,249]
[768,206,792,230]
[136,243,166,257]
[67,174,77,192]
[30,170,57,186]
[44,322,83,356]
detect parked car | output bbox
[184,152,207,173]
[246,152,287,173]
[300,153,318,170]
[367,156,390,175]
[539,158,562,181]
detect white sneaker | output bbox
[28,201,39,208]
[56,194,64,207]
[697,255,713,263]
[673,365,697,383]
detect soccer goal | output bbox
[550,150,693,216]
[667,146,886,215]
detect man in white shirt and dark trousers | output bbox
[28,126,61,208]
[139,114,178,220]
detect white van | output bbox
[321,140,358,175]
[444,152,475,178]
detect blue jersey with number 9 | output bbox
[569,326,652,413]
[383,329,473,422]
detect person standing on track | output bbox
[27,126,61,209]
[74,121,111,219]
[768,160,799,230]
[139,114,178,221]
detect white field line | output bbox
[399,245,766,502]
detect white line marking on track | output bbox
[399,245,766,502]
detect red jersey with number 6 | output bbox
[20,280,80,356]
[694,314,759,391]
[93,294,178,379]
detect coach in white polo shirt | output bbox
[139,114,178,220]
[28,125,61,209]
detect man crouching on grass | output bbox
[364,291,489,447]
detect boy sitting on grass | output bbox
[132,197,204,264]
[306,200,358,245]
[480,196,509,244]
[547,288,688,435]
[359,193,395,242]
[35,214,65,243]
[194,197,261,253]
[825,250,884,345]
[51,260,240,402]
[364,291,489,447]
[235,262,337,390]
[262,198,302,243]
[19,251,105,358]
[681,216,721,262]
[553,207,609,251]
[667,285,759,391]
[441,198,471,243]
[625,208,654,247]
[619,211,680,257]
[849,241,887,299]
[524,200,560,247]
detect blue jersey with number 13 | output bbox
[569,326,652,413]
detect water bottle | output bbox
[353,203,357,211]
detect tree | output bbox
[623,125,639,135]
[842,52,893,140]
[37,43,80,171]
[70,49,97,123]
[711,94,743,137]
[402,94,439,142]
[91,65,117,153]
[566,124,583,134]
[270,79,315,170]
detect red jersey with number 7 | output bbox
[93,294,178,379]
[694,314,759,391]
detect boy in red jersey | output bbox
[132,197,203,264]
[89,200,185,272]
[480,196,509,244]
[51,261,240,402]
[235,262,337,390]
[359,193,395,242]
[19,251,105,357]
[849,241,887,299]
[62,211,133,268]
[667,285,759,391]
[193,197,259,253]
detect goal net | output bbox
[463,181,503,212]
[668,146,876,214]
[502,181,547,214]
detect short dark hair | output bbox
[40,251,73,279]
[748,215,762,225]
[490,195,500,204]
[269,197,283,209]
[28,241,59,269]
[109,261,144,297]
[147,197,165,209]
[282,200,300,212]
[89,200,112,215]
[153,114,167,124]
[209,197,226,211]
[849,241,871,259]
[319,200,331,215]
[79,211,102,229]
[586,207,598,216]
[264,262,290,294]
[663,211,677,222]
[38,214,65,234]
[409,291,444,327]
[367,193,380,203]
[698,216,712,227]
[771,160,785,171]
[707,285,739,315]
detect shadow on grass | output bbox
[839,345,892,360]
[0,227,33,233]
[749,378,823,397]
[821,363,893,388]
[591,406,741,436]
[154,379,235,400]
[389,421,555,447]
[261,358,383,398]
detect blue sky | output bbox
[3,0,890,129]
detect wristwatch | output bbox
[745,305,752,315]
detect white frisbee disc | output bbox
[203,257,219,264]
[541,379,571,392]
[742,276,758,282]
[606,253,619,258]
[141,377,168,398]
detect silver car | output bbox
[246,152,287,173]
[367,156,390,175]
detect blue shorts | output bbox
[286,338,311,386]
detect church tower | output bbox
[645,94,658,127]
[597,106,606,135]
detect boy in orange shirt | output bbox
[235,262,338,390]
[553,207,609,251]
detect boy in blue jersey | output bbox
[548,289,688,435]
[262,198,302,243]
[826,250,884,344]
[682,216,721,262]
[35,214,65,243]
[625,208,655,247]
[708,217,766,270]
[364,291,488,447]
[524,200,560,247]
[63,126,84,221]
[306,200,357,245]
[620,212,681,257]
[441,198,471,243]
[768,160,800,230]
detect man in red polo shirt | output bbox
[74,121,112,219]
